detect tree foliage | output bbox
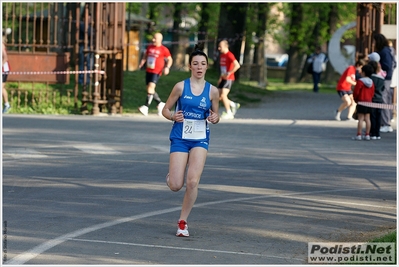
[123,2,358,82]
[125,2,141,15]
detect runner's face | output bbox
[190,55,208,78]
[218,42,227,53]
[152,34,162,46]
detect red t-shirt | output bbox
[145,44,171,75]
[353,78,375,103]
[220,51,237,80]
[336,65,356,91]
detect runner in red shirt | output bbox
[217,40,240,119]
[334,59,366,121]
[138,32,173,116]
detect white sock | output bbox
[230,101,236,108]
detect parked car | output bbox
[266,53,288,67]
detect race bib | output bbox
[3,62,10,72]
[147,56,156,69]
[182,119,206,140]
[220,66,227,75]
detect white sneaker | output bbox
[335,110,341,121]
[157,102,165,116]
[352,135,362,141]
[380,126,393,133]
[176,220,189,237]
[166,173,170,188]
[221,112,234,120]
[2,104,11,113]
[364,135,371,141]
[231,102,241,115]
[138,105,149,116]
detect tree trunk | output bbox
[171,3,186,70]
[255,3,268,87]
[284,3,303,83]
[198,3,210,54]
[324,4,338,83]
[216,3,248,80]
[243,31,253,65]
[243,4,257,66]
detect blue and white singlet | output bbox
[169,78,212,142]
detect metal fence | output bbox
[2,2,125,115]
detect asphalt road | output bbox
[2,90,397,265]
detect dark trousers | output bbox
[370,107,382,137]
[78,45,93,85]
[381,80,392,126]
[312,72,322,92]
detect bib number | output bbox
[3,62,10,72]
[182,119,206,140]
[220,66,227,75]
[147,56,156,69]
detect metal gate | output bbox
[77,3,125,115]
[356,3,397,60]
[2,2,125,115]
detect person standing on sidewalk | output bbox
[161,44,219,237]
[373,33,395,133]
[138,32,173,116]
[217,39,240,120]
[78,12,94,86]
[353,64,375,141]
[388,40,397,123]
[2,32,11,113]
[390,58,397,122]
[368,60,385,140]
[307,46,328,93]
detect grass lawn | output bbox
[340,231,397,265]
[370,230,396,243]
[5,67,337,115]
[122,68,336,114]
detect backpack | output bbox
[307,61,313,74]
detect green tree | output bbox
[277,3,357,83]
[323,3,339,83]
[197,3,218,55]
[284,3,304,83]
[171,3,183,69]
[126,2,141,15]
[216,3,248,80]
[253,3,269,87]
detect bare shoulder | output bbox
[209,84,219,100]
[171,80,184,95]
[174,80,184,90]
[210,84,218,92]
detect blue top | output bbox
[378,46,394,80]
[169,78,212,142]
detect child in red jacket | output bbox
[353,64,375,140]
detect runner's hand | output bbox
[207,110,219,124]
